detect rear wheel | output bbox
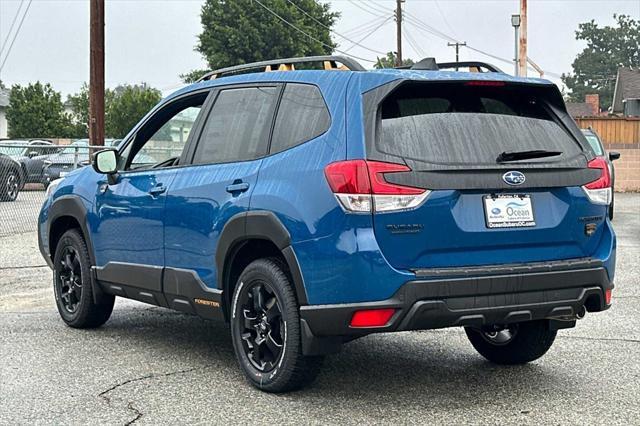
[230,258,323,392]
[53,229,115,328]
[0,167,20,201]
[465,320,556,365]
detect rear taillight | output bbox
[582,157,612,205]
[324,160,430,213]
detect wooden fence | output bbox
[574,117,640,149]
[574,117,639,192]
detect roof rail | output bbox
[196,55,365,82]
[394,60,503,73]
[436,61,503,73]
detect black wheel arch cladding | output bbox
[44,195,108,304]
[216,211,309,306]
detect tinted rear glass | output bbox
[194,87,278,164]
[270,84,330,154]
[377,82,583,167]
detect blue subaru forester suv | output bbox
[38,56,616,392]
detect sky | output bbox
[0,0,638,98]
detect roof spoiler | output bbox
[196,55,366,82]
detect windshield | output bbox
[0,144,25,156]
[61,141,89,154]
[375,82,584,168]
[583,134,604,156]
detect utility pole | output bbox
[395,0,404,67]
[89,0,105,147]
[518,0,528,77]
[447,42,466,69]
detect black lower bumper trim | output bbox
[300,265,612,339]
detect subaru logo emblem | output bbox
[503,171,526,186]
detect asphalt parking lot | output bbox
[1,193,638,425]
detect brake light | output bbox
[350,308,396,328]
[324,160,430,213]
[582,157,612,205]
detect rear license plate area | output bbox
[484,194,535,228]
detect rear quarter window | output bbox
[269,83,330,154]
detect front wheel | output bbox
[230,258,323,393]
[465,320,557,365]
[53,229,115,328]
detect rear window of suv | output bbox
[376,82,584,167]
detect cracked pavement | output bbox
[1,194,639,425]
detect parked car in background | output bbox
[42,139,122,187]
[0,152,22,201]
[0,139,62,186]
[581,128,620,219]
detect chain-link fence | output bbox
[0,140,186,237]
[0,142,102,237]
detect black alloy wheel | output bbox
[52,229,115,328]
[56,246,83,314]
[479,324,518,346]
[465,320,557,365]
[238,281,285,372]
[230,258,323,392]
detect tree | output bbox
[562,14,640,111]
[6,82,77,138]
[66,83,91,138]
[182,0,339,82]
[374,52,414,69]
[105,84,162,138]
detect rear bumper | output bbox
[300,259,612,340]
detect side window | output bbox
[193,86,279,164]
[120,93,207,170]
[270,84,330,154]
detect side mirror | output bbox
[609,151,620,161]
[28,151,39,158]
[92,149,119,184]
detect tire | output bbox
[609,194,614,220]
[53,229,115,328]
[0,167,20,202]
[230,258,323,392]
[465,320,557,365]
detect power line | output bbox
[403,14,563,79]
[341,16,388,37]
[343,15,393,53]
[346,0,389,19]
[252,0,376,63]
[0,0,33,74]
[285,0,387,55]
[0,0,25,59]
[434,0,460,41]
[358,1,393,17]
[403,27,426,58]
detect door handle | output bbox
[148,185,167,196]
[226,182,250,194]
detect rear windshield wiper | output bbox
[496,149,562,163]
